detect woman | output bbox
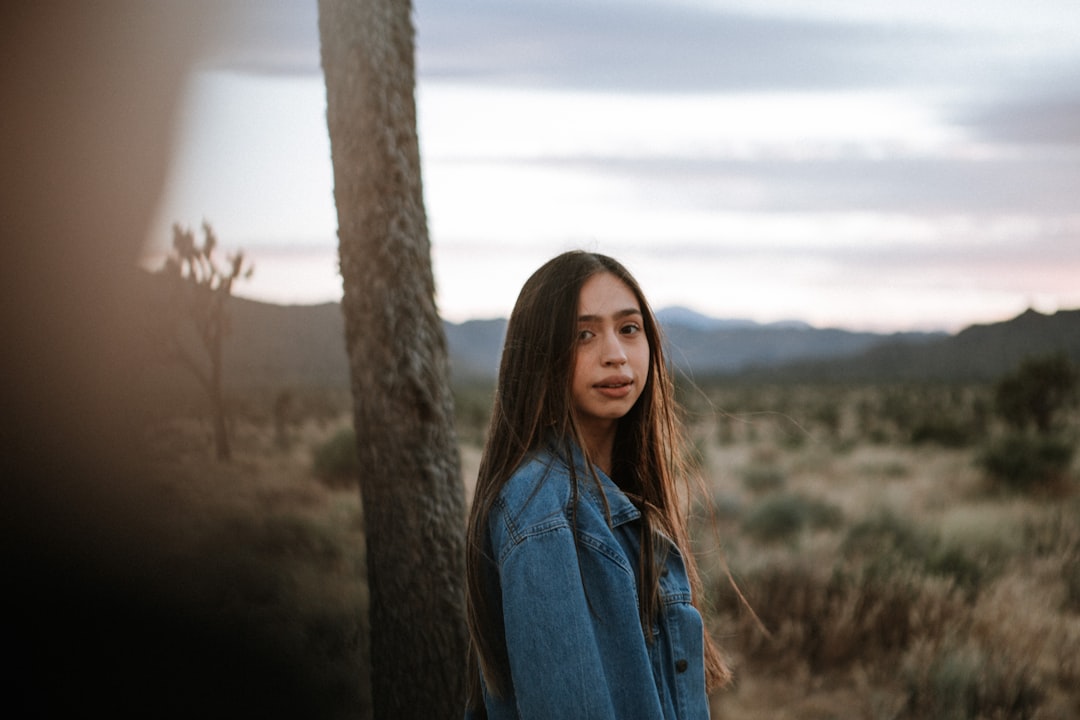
[465,251,730,719]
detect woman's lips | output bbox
[594,376,633,398]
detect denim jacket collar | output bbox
[551,438,640,528]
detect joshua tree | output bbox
[158,221,252,461]
[318,0,467,717]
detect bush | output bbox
[977,433,1075,494]
[717,558,965,675]
[843,510,994,595]
[902,639,1043,720]
[843,510,933,567]
[742,493,843,544]
[739,465,787,494]
[1064,543,1080,613]
[924,545,988,597]
[910,417,974,448]
[312,426,359,487]
[742,495,804,544]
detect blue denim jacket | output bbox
[468,444,710,720]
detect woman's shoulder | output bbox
[496,448,573,518]
[486,448,579,548]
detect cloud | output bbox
[961,88,1080,146]
[713,155,1079,215]
[202,0,983,94]
[451,148,1080,217]
[415,0,967,92]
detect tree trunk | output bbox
[209,318,231,461]
[210,385,230,461]
[317,1,467,718]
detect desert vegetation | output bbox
[136,353,1078,719]
[683,380,1079,719]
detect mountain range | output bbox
[204,295,1079,389]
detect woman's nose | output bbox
[601,329,628,365]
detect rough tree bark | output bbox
[317,0,467,717]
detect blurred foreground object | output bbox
[0,3,322,717]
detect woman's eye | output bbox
[578,329,595,342]
[621,323,642,336]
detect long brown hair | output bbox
[464,251,730,708]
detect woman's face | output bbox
[570,272,650,434]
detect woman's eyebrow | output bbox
[577,308,643,322]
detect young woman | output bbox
[464,251,730,719]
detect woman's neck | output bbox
[578,419,617,476]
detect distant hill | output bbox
[739,308,1080,383]
[656,306,810,332]
[219,301,1079,388]
[444,317,507,380]
[225,302,507,387]
[217,300,947,387]
[661,321,943,377]
[227,298,348,388]
[134,273,1078,390]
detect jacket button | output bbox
[675,659,688,673]
[661,567,669,577]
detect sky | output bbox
[145,0,1080,332]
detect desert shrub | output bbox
[739,464,787,494]
[802,497,845,530]
[719,558,965,675]
[902,639,1043,720]
[857,459,911,480]
[923,545,988,597]
[742,493,843,544]
[843,510,994,595]
[977,433,1075,494]
[742,495,804,544]
[1018,502,1080,611]
[882,460,911,478]
[1064,545,1080,613]
[811,399,841,438]
[312,426,359,487]
[843,509,933,567]
[909,416,974,447]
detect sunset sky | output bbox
[146,0,1080,332]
